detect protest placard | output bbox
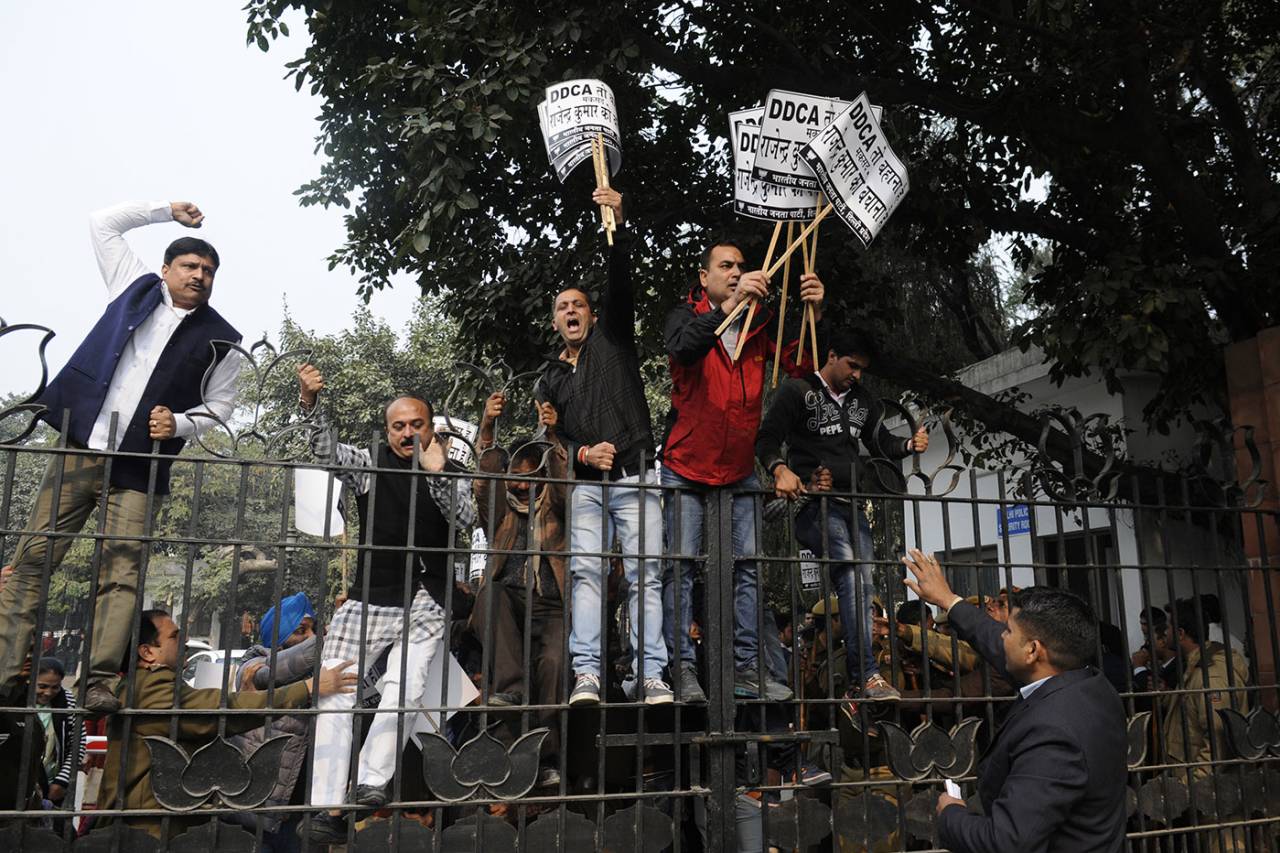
[799,92,910,248]
[537,79,622,182]
[730,107,819,221]
[752,90,882,191]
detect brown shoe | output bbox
[84,684,121,717]
[860,673,901,702]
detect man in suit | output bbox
[900,549,1127,852]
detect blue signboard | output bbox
[996,504,1031,537]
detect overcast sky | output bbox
[0,2,419,398]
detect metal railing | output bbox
[0,349,1277,852]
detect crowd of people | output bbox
[0,189,1262,851]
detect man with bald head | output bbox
[294,364,474,843]
[537,187,671,706]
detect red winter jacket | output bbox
[661,287,812,486]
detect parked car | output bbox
[181,648,248,690]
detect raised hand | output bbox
[591,187,623,225]
[910,426,929,453]
[170,201,204,228]
[297,364,325,408]
[901,549,960,610]
[481,391,505,425]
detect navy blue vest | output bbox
[38,274,241,494]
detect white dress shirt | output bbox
[85,200,242,450]
[1019,674,1053,699]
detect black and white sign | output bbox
[799,92,909,248]
[537,79,622,183]
[798,548,821,590]
[730,107,819,221]
[752,90,882,191]
[432,416,478,468]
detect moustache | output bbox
[400,438,417,448]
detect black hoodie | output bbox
[756,372,912,492]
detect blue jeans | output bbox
[661,468,760,671]
[794,499,878,686]
[569,471,668,679]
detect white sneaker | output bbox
[642,676,674,705]
[570,672,601,706]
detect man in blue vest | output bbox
[0,200,242,716]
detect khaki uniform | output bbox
[98,665,310,839]
[898,624,980,676]
[1161,641,1250,776]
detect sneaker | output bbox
[354,783,388,808]
[641,676,674,706]
[734,669,761,698]
[765,678,794,701]
[536,766,561,788]
[676,663,706,704]
[301,812,347,844]
[83,684,121,717]
[488,691,522,707]
[795,761,832,786]
[861,673,901,702]
[570,673,601,706]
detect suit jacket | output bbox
[98,665,310,839]
[938,601,1128,853]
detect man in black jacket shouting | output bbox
[537,188,671,707]
[901,549,1127,852]
[756,327,927,704]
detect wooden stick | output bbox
[714,293,752,336]
[808,302,820,367]
[733,221,784,361]
[764,203,832,278]
[796,290,809,367]
[802,200,823,367]
[771,220,796,386]
[592,135,614,246]
[596,134,616,236]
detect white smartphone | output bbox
[944,779,962,798]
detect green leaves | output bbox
[244,0,1279,436]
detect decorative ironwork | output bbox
[419,728,548,802]
[904,786,940,842]
[1136,775,1191,824]
[1033,409,1122,503]
[166,821,260,853]
[1218,707,1280,760]
[0,825,65,853]
[1191,773,1242,818]
[1240,767,1280,817]
[1191,417,1270,507]
[601,804,675,853]
[524,810,597,851]
[144,734,293,811]
[74,825,164,853]
[877,717,982,781]
[0,316,55,446]
[352,818,438,852]
[763,795,833,849]
[1126,712,1153,769]
[439,811,518,852]
[832,790,901,847]
[187,336,317,459]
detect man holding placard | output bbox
[756,328,928,704]
[660,240,824,702]
[537,188,672,707]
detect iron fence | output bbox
[0,331,1277,852]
